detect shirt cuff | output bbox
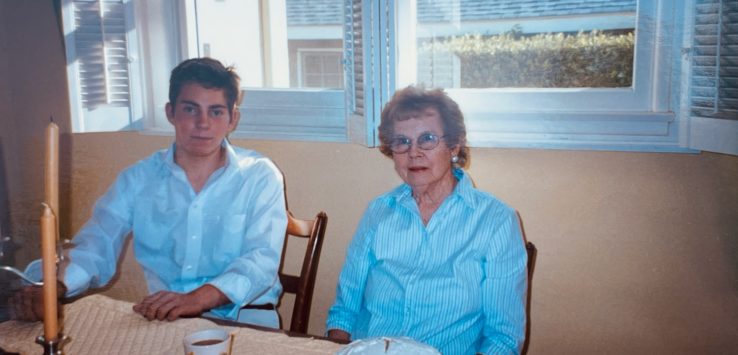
[325,318,354,335]
[22,259,43,283]
[58,262,92,297]
[207,274,252,319]
[24,259,90,297]
[208,303,242,321]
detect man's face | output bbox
[166,83,239,161]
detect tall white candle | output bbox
[40,205,58,340]
[44,119,59,240]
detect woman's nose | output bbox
[408,143,423,157]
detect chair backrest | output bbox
[278,210,328,335]
[526,241,537,282]
[523,241,537,354]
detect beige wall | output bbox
[0,1,13,236]
[2,2,737,354]
[0,0,73,255]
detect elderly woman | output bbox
[326,86,528,354]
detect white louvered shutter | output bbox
[689,0,738,155]
[63,0,141,132]
[345,0,394,146]
[344,0,365,143]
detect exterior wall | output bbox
[2,2,737,353]
[288,39,343,88]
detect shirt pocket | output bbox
[132,203,180,252]
[210,213,247,262]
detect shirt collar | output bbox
[452,168,477,208]
[390,168,476,208]
[164,139,236,173]
[221,139,238,171]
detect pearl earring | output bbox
[451,155,459,163]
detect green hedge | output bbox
[419,30,634,88]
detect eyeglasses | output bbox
[388,133,445,154]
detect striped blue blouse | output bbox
[327,169,527,355]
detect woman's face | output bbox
[391,107,459,192]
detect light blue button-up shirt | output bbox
[27,141,287,320]
[326,169,527,355]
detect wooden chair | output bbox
[522,241,538,354]
[516,211,538,354]
[278,210,328,335]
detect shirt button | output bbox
[191,235,197,239]
[185,265,193,270]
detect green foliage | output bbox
[419,30,634,88]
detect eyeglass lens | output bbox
[390,133,441,153]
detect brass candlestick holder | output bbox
[0,231,70,354]
[36,334,68,355]
[0,262,69,354]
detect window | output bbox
[299,50,344,88]
[63,0,143,132]
[389,0,687,150]
[62,0,734,153]
[411,4,636,89]
[349,0,699,150]
[163,0,348,141]
[63,0,347,141]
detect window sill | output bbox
[465,111,695,152]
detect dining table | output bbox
[0,294,346,354]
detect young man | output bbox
[10,58,287,327]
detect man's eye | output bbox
[210,109,224,117]
[183,106,196,114]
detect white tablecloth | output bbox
[0,294,343,354]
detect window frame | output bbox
[62,0,145,133]
[138,0,350,142]
[63,0,730,154]
[389,0,691,151]
[205,0,343,141]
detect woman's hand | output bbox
[327,329,352,342]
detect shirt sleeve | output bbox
[24,169,136,297]
[479,210,528,355]
[206,160,287,319]
[325,203,377,335]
